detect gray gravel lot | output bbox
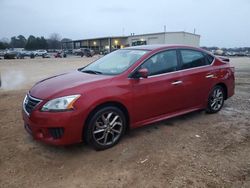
[0,56,250,188]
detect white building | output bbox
[128,32,200,47]
[63,31,200,52]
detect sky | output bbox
[0,0,249,47]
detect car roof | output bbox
[124,44,200,51]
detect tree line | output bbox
[0,33,72,50]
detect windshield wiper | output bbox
[81,70,103,75]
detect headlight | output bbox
[41,95,80,112]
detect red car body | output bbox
[22,45,235,146]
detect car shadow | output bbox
[123,109,205,139]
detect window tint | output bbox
[82,50,147,75]
[180,50,208,69]
[141,50,178,76]
[204,53,215,64]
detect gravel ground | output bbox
[0,56,250,188]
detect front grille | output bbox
[48,128,64,139]
[23,94,42,115]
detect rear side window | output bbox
[180,50,208,70]
[204,53,215,64]
[141,50,178,76]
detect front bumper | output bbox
[22,108,86,145]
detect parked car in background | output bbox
[16,50,34,59]
[22,45,235,150]
[226,51,236,57]
[99,49,109,55]
[84,49,95,57]
[0,50,5,57]
[4,50,18,59]
[235,52,248,57]
[42,53,50,58]
[64,49,73,54]
[54,51,67,58]
[74,48,95,57]
[35,50,47,56]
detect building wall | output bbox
[127,32,200,47]
[69,32,200,51]
[164,32,200,47]
[128,33,165,45]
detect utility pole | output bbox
[0,73,2,88]
[122,28,125,36]
[164,25,166,43]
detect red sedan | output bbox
[22,45,235,150]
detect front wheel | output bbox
[206,85,225,114]
[85,106,126,150]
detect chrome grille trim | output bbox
[23,94,42,116]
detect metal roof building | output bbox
[62,31,200,53]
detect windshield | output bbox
[80,49,148,75]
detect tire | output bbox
[206,85,225,114]
[85,106,126,150]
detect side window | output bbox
[180,50,207,70]
[204,53,215,64]
[141,50,178,76]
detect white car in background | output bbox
[35,50,47,56]
[0,50,5,57]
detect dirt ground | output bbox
[0,56,250,188]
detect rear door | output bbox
[178,49,216,109]
[130,50,186,125]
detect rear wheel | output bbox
[85,106,126,150]
[206,85,225,114]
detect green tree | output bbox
[10,35,26,48]
[39,36,48,49]
[25,36,48,50]
[25,35,37,50]
[0,42,9,49]
[17,35,27,48]
[48,33,62,49]
[10,36,17,48]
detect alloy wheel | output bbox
[210,87,224,111]
[92,111,123,146]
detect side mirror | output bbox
[137,68,149,78]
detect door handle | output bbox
[171,80,183,85]
[206,74,214,78]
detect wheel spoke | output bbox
[217,96,223,100]
[215,102,219,110]
[96,122,105,129]
[111,122,122,129]
[101,115,106,123]
[93,129,105,134]
[106,112,113,122]
[110,115,119,125]
[112,129,121,134]
[216,91,222,97]
[103,132,108,144]
[213,90,217,98]
[97,134,105,141]
[211,101,216,108]
[110,131,115,143]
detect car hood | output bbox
[30,70,113,99]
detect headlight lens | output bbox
[41,95,80,112]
